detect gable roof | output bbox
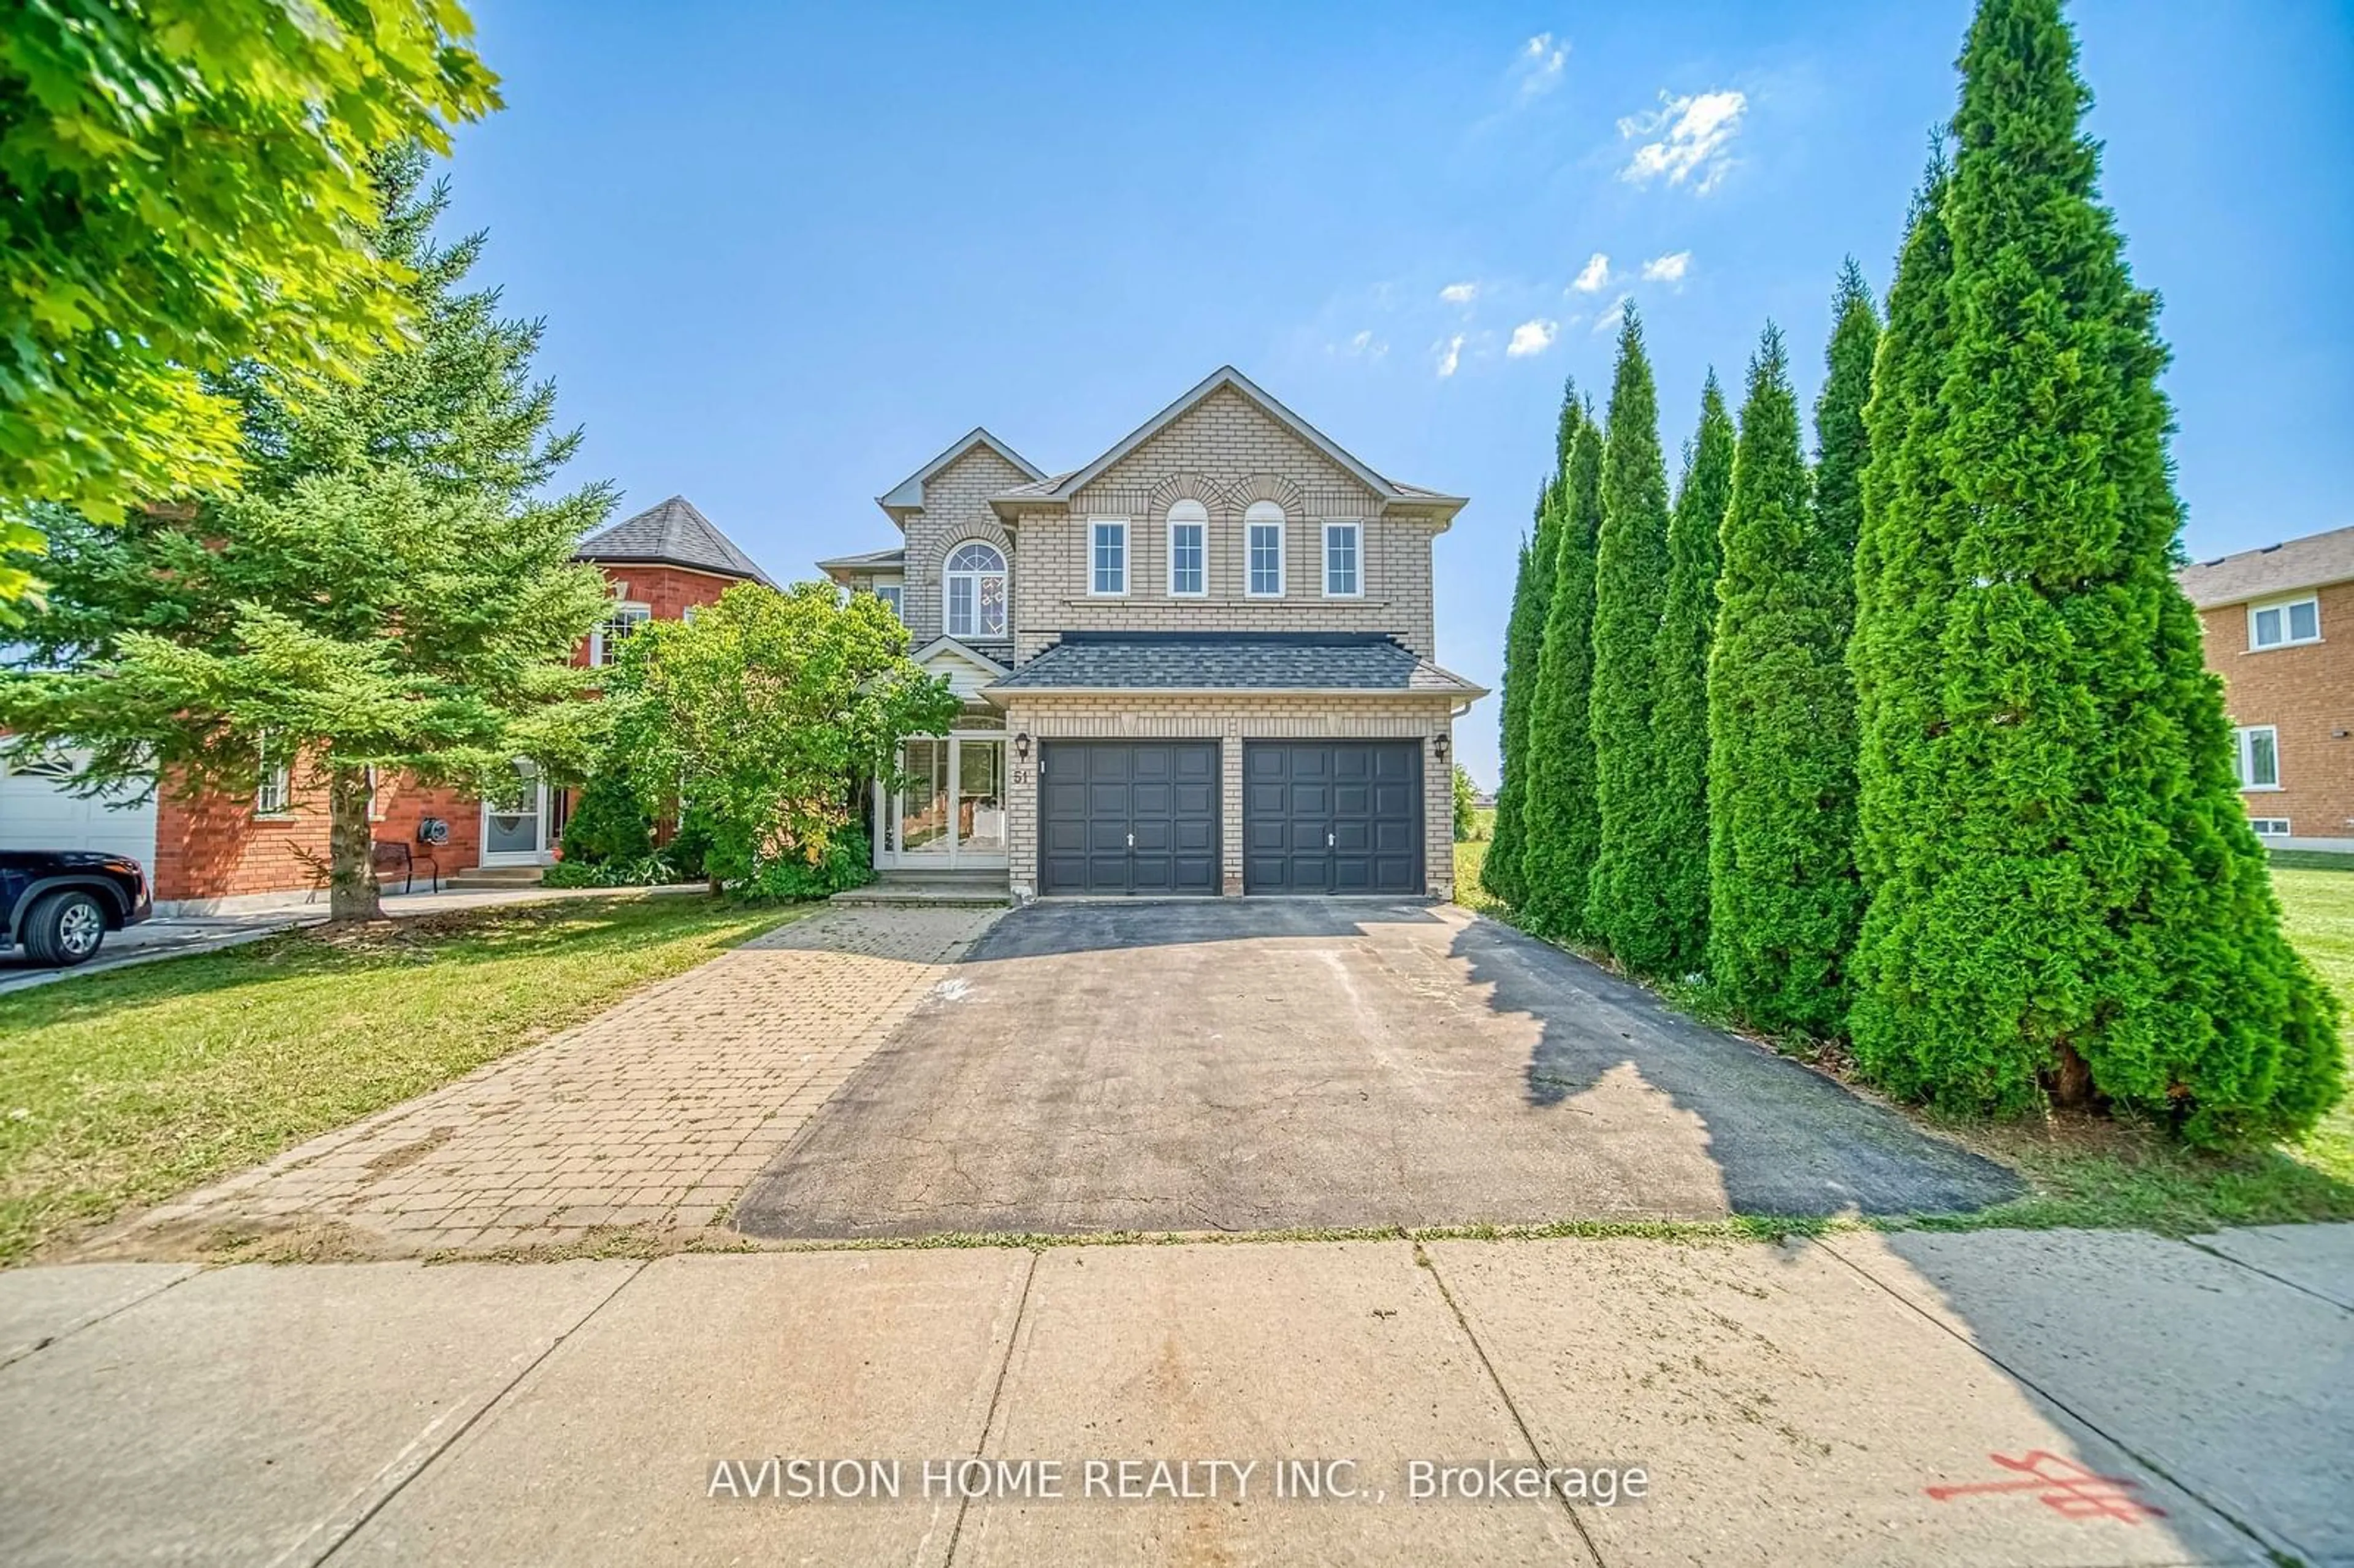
[877,427,1044,515]
[2177,524,2354,609]
[986,367,1466,518]
[815,546,907,582]
[577,496,773,585]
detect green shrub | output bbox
[560,761,655,865]
[1518,410,1604,941]
[739,829,873,900]
[543,854,679,889]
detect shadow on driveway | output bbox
[734,900,2018,1239]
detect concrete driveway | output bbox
[735,900,2018,1239]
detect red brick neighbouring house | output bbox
[0,496,774,911]
[2177,523,2354,854]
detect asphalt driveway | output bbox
[734,900,2019,1239]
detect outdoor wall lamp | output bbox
[1432,733,1450,764]
[1014,731,1032,763]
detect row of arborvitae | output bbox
[1485,0,2341,1146]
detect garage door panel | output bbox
[0,753,160,866]
[1039,740,1220,896]
[1242,742,1421,896]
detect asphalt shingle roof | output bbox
[2177,525,2354,609]
[577,496,773,585]
[987,633,1482,694]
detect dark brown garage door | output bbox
[1242,741,1423,895]
[1038,741,1221,896]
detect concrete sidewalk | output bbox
[2,1225,2345,1567]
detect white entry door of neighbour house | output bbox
[479,759,555,866]
[875,734,1007,870]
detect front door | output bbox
[878,736,1007,869]
[480,760,553,866]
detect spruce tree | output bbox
[1848,0,2340,1141]
[1487,377,1583,911]
[1649,375,1734,977]
[1583,308,1675,966]
[1520,407,1604,940]
[1706,325,1860,1035]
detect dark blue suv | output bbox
[1,851,152,967]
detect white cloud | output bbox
[1617,89,1748,193]
[1640,250,1691,284]
[1506,319,1559,357]
[1329,329,1388,359]
[1571,252,1611,293]
[1439,281,1479,305]
[1514,32,1568,97]
[1436,333,1466,378]
[1593,293,1631,335]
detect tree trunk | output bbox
[2051,1040,2095,1111]
[328,764,384,922]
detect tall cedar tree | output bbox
[1848,0,2340,1141]
[1649,374,1734,976]
[1485,378,1582,908]
[1583,309,1675,966]
[1520,406,1605,939]
[1706,325,1862,1034]
[0,149,614,920]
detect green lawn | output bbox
[1455,844,2354,1231]
[0,895,795,1265]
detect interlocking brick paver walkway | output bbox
[84,904,999,1261]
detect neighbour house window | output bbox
[873,582,904,620]
[2234,725,2280,790]
[945,541,1008,638]
[1246,501,1286,598]
[1091,519,1128,596]
[1167,501,1206,596]
[590,602,650,666]
[256,742,291,817]
[1324,521,1362,598]
[2249,595,2320,650]
[2249,817,2292,837]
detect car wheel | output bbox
[23,890,109,967]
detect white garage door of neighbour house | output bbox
[0,750,159,865]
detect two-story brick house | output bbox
[820,366,1484,900]
[0,495,772,911]
[2177,523,2354,853]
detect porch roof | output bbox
[983,632,1484,697]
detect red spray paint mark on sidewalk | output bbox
[1925,1451,2168,1524]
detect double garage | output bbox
[1037,739,1423,897]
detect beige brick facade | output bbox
[999,692,1461,900]
[895,444,1029,649]
[2193,578,2354,851]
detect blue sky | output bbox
[447,0,2353,786]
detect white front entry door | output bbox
[479,760,554,866]
[877,735,1007,869]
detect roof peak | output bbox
[577,495,774,586]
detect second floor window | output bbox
[1324,521,1361,597]
[873,582,903,620]
[2234,725,2280,790]
[1246,501,1285,598]
[1167,501,1206,596]
[945,541,1007,638]
[1092,519,1127,596]
[2249,595,2319,650]
[591,603,650,666]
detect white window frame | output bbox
[2234,725,2281,791]
[872,579,904,620]
[1089,518,1129,598]
[588,600,650,668]
[2249,816,2292,837]
[1322,520,1363,599]
[255,742,292,818]
[1165,501,1207,598]
[944,540,1008,639]
[2248,595,2320,651]
[1245,501,1286,599]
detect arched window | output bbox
[1244,501,1286,598]
[944,541,1007,638]
[1166,500,1207,596]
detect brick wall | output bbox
[999,692,1461,899]
[2195,578,2354,850]
[1009,385,1442,662]
[151,767,480,907]
[579,563,748,664]
[896,445,1030,648]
